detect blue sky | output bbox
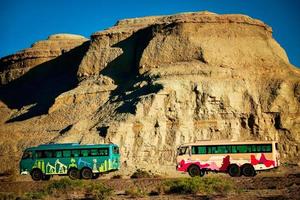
[0,0,299,67]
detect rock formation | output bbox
[0,12,299,175]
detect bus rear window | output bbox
[113,146,119,154]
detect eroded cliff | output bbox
[0,12,299,175]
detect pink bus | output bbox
[176,140,280,177]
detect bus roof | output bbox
[179,140,277,147]
[25,143,118,151]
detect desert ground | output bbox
[0,166,299,200]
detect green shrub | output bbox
[164,176,234,195]
[45,178,83,194]
[130,169,151,179]
[86,183,113,200]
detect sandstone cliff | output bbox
[0,12,299,175]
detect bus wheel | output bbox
[188,165,200,177]
[241,164,256,177]
[227,164,240,177]
[81,168,93,179]
[92,173,100,179]
[68,168,80,180]
[42,175,51,181]
[31,169,43,181]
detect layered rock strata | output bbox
[0,12,299,175]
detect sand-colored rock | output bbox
[0,12,299,175]
[0,34,88,85]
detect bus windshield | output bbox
[177,146,188,155]
[22,151,32,159]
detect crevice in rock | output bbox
[59,124,73,135]
[248,113,259,135]
[240,117,247,129]
[274,113,282,130]
[97,126,109,138]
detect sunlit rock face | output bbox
[0,12,299,174]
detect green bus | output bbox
[20,143,120,181]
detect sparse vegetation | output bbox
[86,183,113,200]
[125,187,147,198]
[23,191,47,200]
[0,192,17,200]
[163,176,235,196]
[45,178,84,194]
[130,169,152,179]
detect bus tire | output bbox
[42,175,51,181]
[31,168,43,181]
[81,168,93,179]
[227,164,240,177]
[68,168,80,180]
[188,165,200,177]
[241,164,256,177]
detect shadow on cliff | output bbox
[100,26,163,114]
[0,42,90,122]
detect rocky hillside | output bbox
[0,12,299,175]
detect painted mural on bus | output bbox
[176,140,279,177]
[20,143,120,181]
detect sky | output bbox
[0,0,299,67]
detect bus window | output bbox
[256,145,261,152]
[55,151,62,158]
[99,148,109,156]
[22,151,32,159]
[36,151,45,158]
[237,145,247,153]
[261,145,267,152]
[207,146,212,154]
[71,150,80,157]
[251,145,256,152]
[191,146,197,154]
[225,145,232,153]
[265,144,272,152]
[247,145,252,153]
[63,150,71,157]
[217,146,227,154]
[212,146,217,154]
[81,149,90,157]
[43,151,53,158]
[91,149,98,156]
[231,145,237,153]
[198,146,206,154]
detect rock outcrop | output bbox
[0,34,88,85]
[0,12,299,175]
